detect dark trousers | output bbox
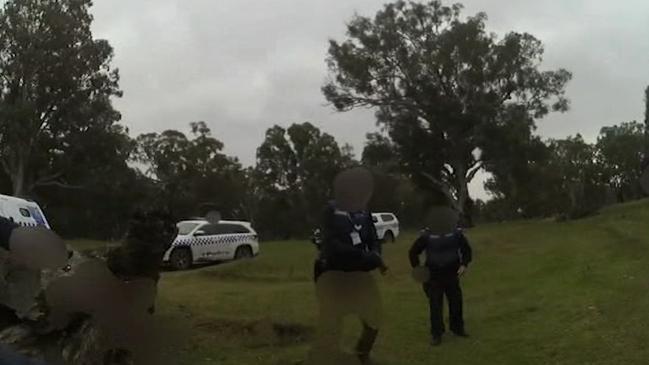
[423,273,464,337]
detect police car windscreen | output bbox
[177,222,200,235]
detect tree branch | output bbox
[39,103,58,130]
[441,164,454,179]
[32,171,64,187]
[467,161,484,182]
[0,157,9,175]
[420,171,460,210]
[35,180,86,190]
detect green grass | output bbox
[66,239,119,254]
[117,200,649,364]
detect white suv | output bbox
[163,219,259,270]
[372,213,400,243]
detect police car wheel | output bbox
[234,245,253,260]
[384,231,395,243]
[170,247,192,270]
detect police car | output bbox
[0,194,51,228]
[163,219,259,270]
[372,212,399,243]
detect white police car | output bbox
[0,194,51,228]
[163,219,259,270]
[372,212,400,243]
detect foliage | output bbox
[596,121,645,201]
[481,105,554,218]
[483,134,610,221]
[0,0,122,196]
[323,0,571,223]
[362,133,433,229]
[545,135,608,219]
[254,122,354,238]
[135,122,246,220]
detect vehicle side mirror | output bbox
[194,230,206,237]
[372,216,378,223]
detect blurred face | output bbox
[424,206,459,235]
[9,226,68,270]
[333,167,374,212]
[205,211,221,224]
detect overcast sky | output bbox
[90,0,649,199]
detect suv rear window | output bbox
[380,214,395,222]
[219,224,251,234]
[203,223,250,235]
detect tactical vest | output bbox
[327,208,375,252]
[424,232,463,270]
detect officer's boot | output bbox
[355,323,379,364]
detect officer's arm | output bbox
[408,236,426,268]
[458,232,473,266]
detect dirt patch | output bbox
[194,318,314,348]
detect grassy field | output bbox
[73,200,649,364]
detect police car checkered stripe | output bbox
[173,233,255,247]
[17,222,39,227]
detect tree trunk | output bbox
[10,160,27,198]
[454,166,474,227]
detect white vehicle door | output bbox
[194,223,231,261]
[191,223,215,261]
[213,223,244,260]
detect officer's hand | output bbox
[457,265,467,277]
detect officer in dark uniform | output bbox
[408,206,472,346]
[309,168,387,365]
[313,200,386,282]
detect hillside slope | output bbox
[154,199,649,365]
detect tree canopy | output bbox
[597,121,645,202]
[136,122,246,219]
[323,0,571,223]
[254,122,354,237]
[0,0,122,197]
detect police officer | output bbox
[313,201,386,280]
[408,206,472,346]
[309,167,387,365]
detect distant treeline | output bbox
[2,117,647,241]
